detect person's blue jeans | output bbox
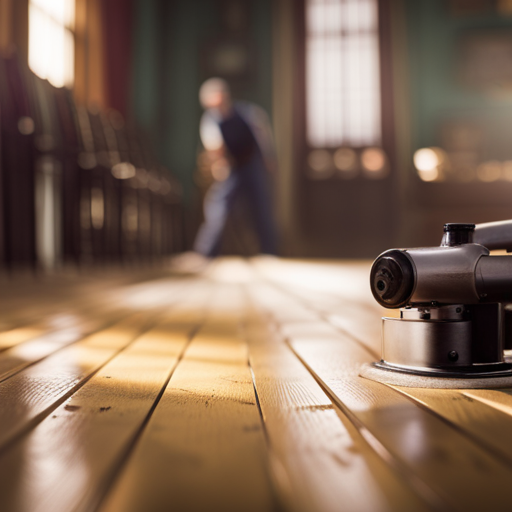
[194,154,277,257]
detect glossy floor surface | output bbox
[1,258,512,512]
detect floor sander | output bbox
[360,220,512,388]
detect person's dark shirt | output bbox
[218,108,258,167]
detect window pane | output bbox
[29,0,75,88]
[306,0,381,148]
[31,0,75,28]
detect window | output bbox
[29,0,75,88]
[306,0,381,148]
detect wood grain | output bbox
[0,309,130,383]
[0,284,209,512]
[251,258,386,355]
[3,259,512,512]
[390,386,512,465]
[250,280,512,512]
[262,264,512,475]
[463,388,512,416]
[0,298,123,352]
[245,296,432,512]
[0,311,157,450]
[99,284,275,512]
[0,278,192,382]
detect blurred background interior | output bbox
[2,0,512,271]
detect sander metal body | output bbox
[360,220,512,388]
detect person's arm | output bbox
[198,113,231,176]
[200,112,223,151]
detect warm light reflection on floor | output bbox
[207,257,256,283]
[252,257,373,303]
[1,258,465,512]
[0,327,46,348]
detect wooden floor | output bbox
[1,257,512,512]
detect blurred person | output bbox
[177,78,278,271]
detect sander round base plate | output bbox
[360,363,512,389]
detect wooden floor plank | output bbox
[99,284,276,512]
[250,281,512,512]
[0,278,192,382]
[0,298,125,351]
[463,388,512,416]
[244,296,433,512]
[284,287,383,356]
[251,258,376,308]
[0,276,116,331]
[0,323,52,350]
[291,340,512,512]
[4,259,512,512]
[390,386,512,466]
[251,258,387,356]
[0,309,130,383]
[0,311,159,450]
[0,270,180,333]
[266,267,512,473]
[0,302,79,336]
[265,266,512,475]
[0,283,209,512]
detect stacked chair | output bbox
[0,52,182,270]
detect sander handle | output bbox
[474,220,512,251]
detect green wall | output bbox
[406,0,512,160]
[130,0,273,202]
[130,0,161,143]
